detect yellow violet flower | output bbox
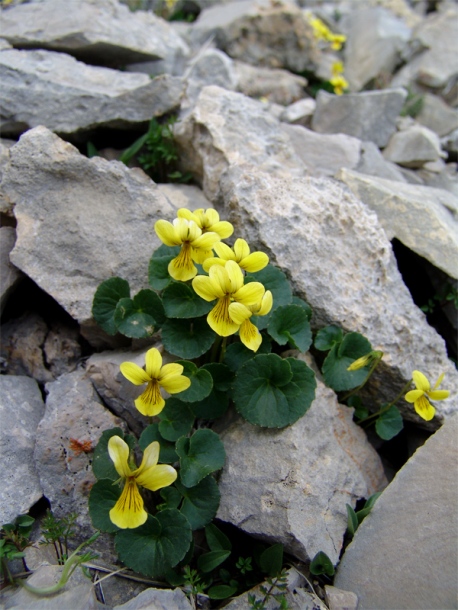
[330,61,349,95]
[192,260,265,336]
[405,370,450,421]
[155,217,221,281]
[108,436,177,529]
[120,347,190,417]
[202,238,269,273]
[347,350,383,371]
[228,291,273,352]
[177,208,234,239]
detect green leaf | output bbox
[120,131,149,165]
[161,317,216,359]
[88,479,121,533]
[176,429,226,488]
[175,361,213,403]
[267,304,312,351]
[189,363,234,419]
[322,332,372,391]
[356,492,382,523]
[205,523,232,552]
[310,551,335,576]
[347,395,369,420]
[202,363,234,392]
[291,296,313,320]
[233,354,316,428]
[223,336,272,373]
[115,510,192,577]
[176,476,220,530]
[148,250,180,291]
[375,406,404,440]
[92,277,130,335]
[245,265,292,330]
[139,424,178,464]
[208,584,238,600]
[158,398,194,442]
[314,325,343,351]
[346,504,358,537]
[159,487,182,510]
[92,428,134,481]
[198,550,231,573]
[162,282,213,318]
[259,544,283,577]
[114,289,165,339]
[16,515,35,530]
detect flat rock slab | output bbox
[0,375,44,524]
[334,415,458,609]
[112,586,194,610]
[220,165,458,423]
[217,360,387,565]
[0,0,189,66]
[0,48,184,136]
[337,168,458,280]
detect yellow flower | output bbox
[108,436,177,529]
[202,238,269,273]
[405,370,450,421]
[177,208,234,239]
[192,260,265,336]
[120,347,190,416]
[155,217,221,281]
[347,350,383,371]
[330,33,346,51]
[228,291,273,352]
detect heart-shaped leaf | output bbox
[176,429,226,488]
[92,277,130,335]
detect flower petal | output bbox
[233,239,250,261]
[177,208,194,221]
[202,257,226,272]
[134,441,159,476]
[433,373,445,389]
[120,362,151,385]
[213,242,236,261]
[161,375,191,395]
[228,302,252,325]
[168,244,197,282]
[109,479,147,529]
[414,395,436,421]
[192,231,221,250]
[239,319,262,352]
[135,464,178,492]
[405,389,424,403]
[192,275,222,301]
[134,381,165,416]
[210,221,234,239]
[108,436,132,478]
[234,282,265,306]
[258,290,273,316]
[144,347,162,379]
[412,370,430,392]
[428,390,450,401]
[225,260,244,293]
[210,264,232,294]
[155,219,181,247]
[208,297,240,336]
[239,252,269,273]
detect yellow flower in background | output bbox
[330,61,349,95]
[228,291,273,352]
[120,347,190,416]
[329,33,346,51]
[155,217,220,281]
[108,436,177,529]
[308,15,346,50]
[165,0,178,9]
[192,260,265,336]
[177,208,234,239]
[347,350,383,371]
[404,370,450,421]
[203,238,269,273]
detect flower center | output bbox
[144,380,163,405]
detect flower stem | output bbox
[357,379,413,424]
[340,359,381,402]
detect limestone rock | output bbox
[157,183,212,211]
[217,362,387,565]
[233,60,307,106]
[334,415,458,610]
[174,85,305,201]
[0,226,22,315]
[356,141,407,182]
[382,124,444,168]
[343,7,411,92]
[311,88,407,148]
[0,0,189,67]
[0,139,15,215]
[0,49,184,136]
[220,166,458,422]
[112,586,194,610]
[2,127,177,339]
[416,93,458,137]
[182,48,237,110]
[325,585,358,610]
[280,98,316,127]
[0,376,44,525]
[281,124,362,176]
[337,168,458,279]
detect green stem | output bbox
[357,379,413,425]
[340,359,380,402]
[218,337,227,363]
[210,336,222,363]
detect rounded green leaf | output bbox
[92,277,130,335]
[163,282,213,319]
[139,424,178,464]
[176,476,220,530]
[245,264,292,330]
[114,289,164,339]
[115,510,192,577]
[159,487,182,510]
[205,523,232,552]
[375,405,404,440]
[158,398,195,442]
[291,296,313,320]
[223,336,272,373]
[92,428,134,481]
[176,429,226,488]
[310,551,335,576]
[259,544,283,577]
[322,332,372,391]
[148,246,181,291]
[198,550,231,573]
[189,363,234,419]
[175,361,213,403]
[267,304,312,352]
[202,363,234,392]
[161,318,216,359]
[314,325,344,351]
[233,354,316,428]
[208,585,238,600]
[88,479,121,533]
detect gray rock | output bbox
[416,93,458,137]
[0,0,189,67]
[0,139,14,215]
[219,166,458,422]
[157,182,212,211]
[34,369,124,541]
[311,88,407,148]
[182,48,237,110]
[112,586,193,610]
[217,359,387,565]
[337,168,458,279]
[334,415,458,610]
[356,141,407,182]
[233,60,307,106]
[0,226,22,315]
[2,127,177,339]
[190,0,319,73]
[281,124,362,176]
[174,85,305,201]
[383,124,444,168]
[343,7,411,92]
[0,375,44,524]
[325,585,358,610]
[0,48,184,136]
[280,98,316,127]
[417,162,458,197]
